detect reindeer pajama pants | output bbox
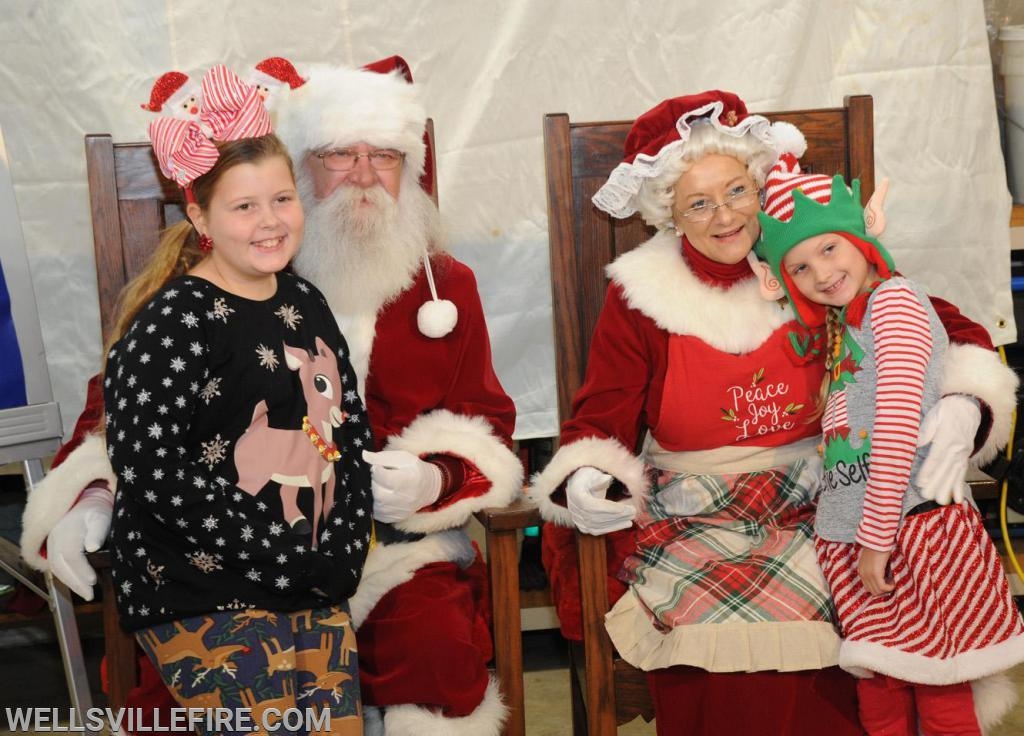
[137,603,362,736]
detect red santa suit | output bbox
[20,253,522,736]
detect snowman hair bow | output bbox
[147,65,272,192]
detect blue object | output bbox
[1012,275,1024,292]
[0,259,27,410]
[523,526,540,537]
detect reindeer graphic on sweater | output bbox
[234,336,345,547]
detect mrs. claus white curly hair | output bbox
[634,122,778,232]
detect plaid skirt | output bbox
[606,458,842,672]
[816,503,1024,684]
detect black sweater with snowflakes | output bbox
[104,273,373,630]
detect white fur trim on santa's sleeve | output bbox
[381,676,507,736]
[20,433,115,572]
[384,409,523,534]
[348,529,475,628]
[940,343,1019,465]
[527,435,648,526]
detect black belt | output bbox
[906,500,942,517]
[373,521,426,545]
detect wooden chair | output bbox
[82,125,540,735]
[542,96,876,736]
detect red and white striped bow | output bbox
[148,65,272,188]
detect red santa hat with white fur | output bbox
[276,56,429,195]
[592,90,807,219]
[276,56,453,337]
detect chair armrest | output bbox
[474,496,542,531]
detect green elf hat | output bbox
[753,153,895,327]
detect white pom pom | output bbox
[769,121,807,158]
[417,299,458,338]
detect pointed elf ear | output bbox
[746,251,786,301]
[864,177,889,239]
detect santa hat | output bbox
[754,154,895,326]
[275,56,427,193]
[592,90,806,219]
[140,71,200,118]
[277,57,454,337]
[252,57,306,90]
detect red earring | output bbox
[198,234,214,252]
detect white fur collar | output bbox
[607,231,794,354]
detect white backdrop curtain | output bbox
[0,0,1012,441]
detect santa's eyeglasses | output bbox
[314,148,406,172]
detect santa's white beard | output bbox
[292,171,441,319]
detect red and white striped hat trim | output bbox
[148,65,271,188]
[762,152,834,222]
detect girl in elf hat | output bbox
[754,158,1024,735]
[102,64,371,735]
[528,90,1017,735]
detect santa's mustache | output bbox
[312,184,398,241]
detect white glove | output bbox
[362,450,443,523]
[916,395,981,505]
[46,485,113,600]
[566,466,636,535]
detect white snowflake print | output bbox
[241,526,254,542]
[274,575,290,590]
[245,569,262,583]
[163,289,178,300]
[208,297,235,323]
[274,304,303,330]
[202,516,219,531]
[199,434,229,469]
[189,342,204,356]
[296,281,310,293]
[170,357,187,373]
[199,377,222,404]
[147,422,163,440]
[146,560,166,588]
[255,344,279,370]
[268,522,284,537]
[188,551,223,573]
[181,312,199,328]
[161,336,174,348]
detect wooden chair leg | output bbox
[91,551,136,708]
[477,499,541,736]
[486,523,525,736]
[576,531,617,736]
[569,643,589,736]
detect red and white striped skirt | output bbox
[816,503,1024,685]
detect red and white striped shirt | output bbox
[855,284,933,551]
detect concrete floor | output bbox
[1,619,1023,735]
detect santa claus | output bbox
[21,57,522,736]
